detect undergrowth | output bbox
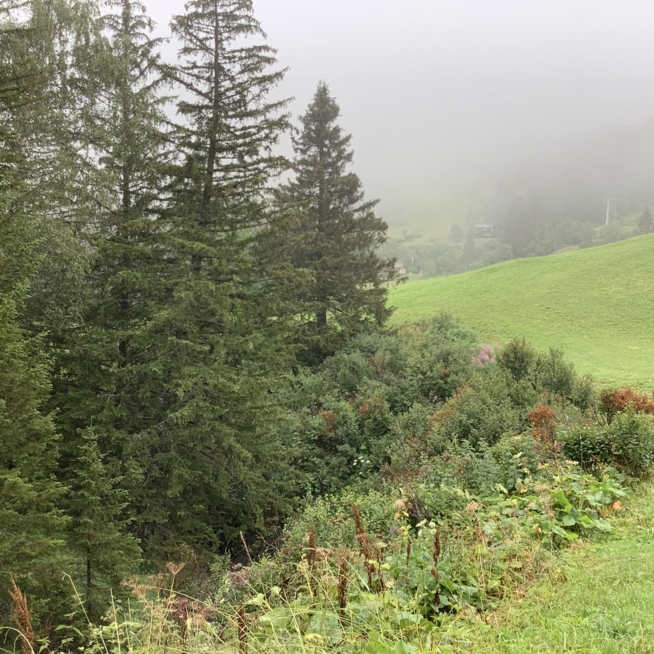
[7,463,628,654]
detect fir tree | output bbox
[115,0,298,555]
[0,33,67,617]
[50,0,171,460]
[66,429,140,620]
[277,82,395,363]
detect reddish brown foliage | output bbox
[359,394,385,418]
[320,409,338,435]
[601,388,654,422]
[9,579,36,654]
[429,385,469,427]
[529,405,557,443]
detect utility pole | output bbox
[605,199,616,225]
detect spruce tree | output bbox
[50,0,170,453]
[277,82,395,362]
[45,0,174,568]
[66,429,140,620]
[115,0,297,555]
[0,31,67,617]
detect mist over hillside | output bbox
[492,121,654,225]
[143,0,654,233]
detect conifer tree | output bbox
[50,0,170,452]
[45,0,177,564]
[0,34,67,615]
[66,429,140,619]
[277,82,395,362]
[116,0,297,555]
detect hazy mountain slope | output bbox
[389,234,654,386]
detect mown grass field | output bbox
[389,234,654,388]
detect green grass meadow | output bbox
[442,484,654,653]
[389,234,654,388]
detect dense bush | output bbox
[279,319,479,496]
[601,387,654,423]
[498,338,594,409]
[562,408,654,477]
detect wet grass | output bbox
[389,234,654,388]
[440,483,654,653]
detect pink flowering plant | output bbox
[473,343,499,366]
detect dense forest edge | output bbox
[2,1,654,653]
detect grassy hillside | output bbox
[389,234,654,387]
[442,485,654,652]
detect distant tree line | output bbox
[0,0,397,624]
[383,199,654,279]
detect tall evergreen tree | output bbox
[50,0,170,456]
[66,428,140,620]
[45,0,175,570]
[114,0,298,555]
[277,82,395,362]
[0,21,67,618]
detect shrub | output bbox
[562,408,654,477]
[428,368,525,449]
[529,405,557,443]
[601,388,654,423]
[284,489,397,551]
[537,347,576,400]
[498,336,538,382]
[604,409,654,477]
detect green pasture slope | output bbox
[389,234,654,388]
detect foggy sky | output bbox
[143,0,654,227]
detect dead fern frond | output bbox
[9,578,36,654]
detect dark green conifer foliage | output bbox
[51,0,171,453]
[41,0,172,567]
[66,429,140,620]
[0,32,67,617]
[117,0,297,555]
[277,82,395,363]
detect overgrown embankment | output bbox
[5,322,648,653]
[441,483,654,652]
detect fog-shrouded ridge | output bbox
[144,0,654,229]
